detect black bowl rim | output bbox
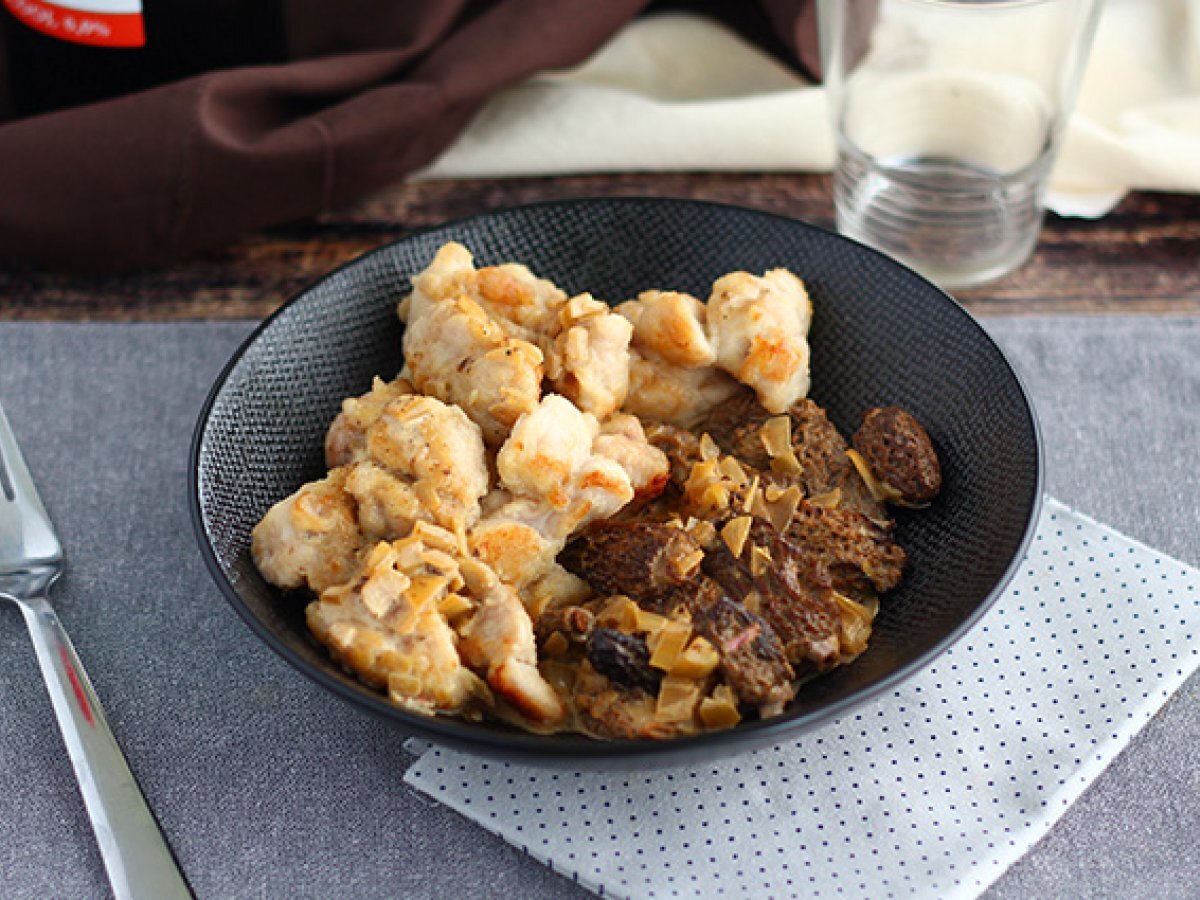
[189,196,1044,762]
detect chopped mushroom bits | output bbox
[250,242,941,739]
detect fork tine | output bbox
[0,422,13,501]
[0,404,43,510]
[0,403,61,566]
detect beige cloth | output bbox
[420,1,1200,217]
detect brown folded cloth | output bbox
[0,1,821,273]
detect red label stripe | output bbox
[4,0,145,48]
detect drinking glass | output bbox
[818,0,1103,289]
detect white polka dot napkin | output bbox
[403,498,1200,898]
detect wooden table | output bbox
[1,173,1198,320]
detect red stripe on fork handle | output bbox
[59,645,95,727]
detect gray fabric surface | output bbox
[0,316,1195,899]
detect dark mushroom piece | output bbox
[701,393,889,523]
[643,421,705,488]
[785,500,907,596]
[692,585,796,712]
[852,406,942,507]
[702,516,844,671]
[584,627,662,695]
[558,522,703,607]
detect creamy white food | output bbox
[251,242,818,735]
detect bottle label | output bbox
[4,0,144,48]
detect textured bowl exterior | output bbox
[191,198,1042,766]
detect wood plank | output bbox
[1,174,1197,321]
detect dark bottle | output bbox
[2,0,286,119]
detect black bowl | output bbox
[190,198,1042,767]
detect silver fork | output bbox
[0,404,191,900]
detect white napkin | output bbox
[417,1,1200,218]
[404,497,1200,899]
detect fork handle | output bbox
[18,592,193,900]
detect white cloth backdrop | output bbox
[417,0,1200,218]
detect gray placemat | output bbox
[0,316,1195,899]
